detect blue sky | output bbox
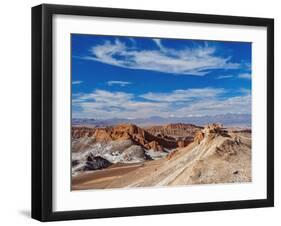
[71,34,251,119]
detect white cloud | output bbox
[82,39,241,76]
[106,80,132,87]
[238,73,251,79]
[75,89,133,104]
[72,88,251,119]
[175,95,251,116]
[152,39,167,52]
[72,80,83,85]
[72,89,168,119]
[239,88,251,95]
[216,75,233,79]
[140,88,225,102]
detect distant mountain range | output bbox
[72,113,251,128]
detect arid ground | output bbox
[71,123,251,190]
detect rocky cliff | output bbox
[146,123,202,138]
[72,124,179,152]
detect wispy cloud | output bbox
[239,88,251,95]
[152,39,167,52]
[238,73,251,79]
[72,80,83,85]
[175,95,251,116]
[106,80,132,87]
[216,75,234,79]
[72,88,250,119]
[140,88,225,102]
[73,89,133,104]
[72,89,168,119]
[82,39,241,76]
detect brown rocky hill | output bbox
[146,123,203,147]
[72,124,179,152]
[72,126,96,138]
[146,123,202,137]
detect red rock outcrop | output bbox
[93,128,113,142]
[72,126,96,138]
[177,139,192,148]
[194,131,204,144]
[194,123,229,144]
[72,124,178,151]
[144,141,164,152]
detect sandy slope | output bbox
[72,128,251,190]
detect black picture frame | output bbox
[32,4,274,222]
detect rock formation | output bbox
[72,124,178,151]
[83,155,112,171]
[72,123,252,189]
[146,123,202,138]
[194,131,204,144]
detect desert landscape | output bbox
[71,122,251,190]
[71,34,252,190]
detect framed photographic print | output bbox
[32,4,274,221]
